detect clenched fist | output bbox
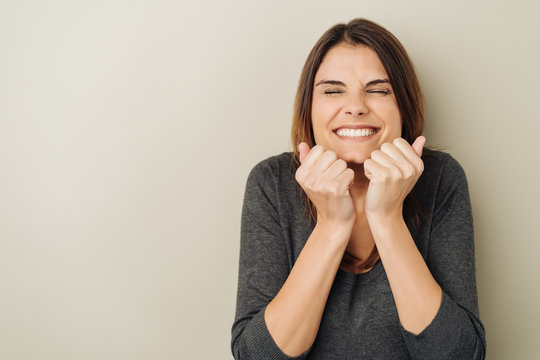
[363,136,425,219]
[295,143,356,225]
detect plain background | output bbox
[1,0,539,359]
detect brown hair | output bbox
[290,18,425,271]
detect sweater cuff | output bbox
[400,291,479,359]
[243,308,310,360]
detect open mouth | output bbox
[333,127,379,138]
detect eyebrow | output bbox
[365,79,390,86]
[315,80,346,87]
[315,78,391,87]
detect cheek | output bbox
[310,99,334,140]
[389,115,402,136]
[378,101,402,135]
[312,97,342,120]
[311,118,325,144]
[312,98,329,119]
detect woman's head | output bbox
[291,18,424,163]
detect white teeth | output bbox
[336,128,376,137]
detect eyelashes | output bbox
[324,89,344,95]
[368,90,391,95]
[323,88,392,95]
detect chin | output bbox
[340,153,369,165]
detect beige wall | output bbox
[1,0,539,359]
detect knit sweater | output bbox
[231,149,486,360]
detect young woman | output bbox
[232,18,486,359]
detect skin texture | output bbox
[264,43,442,357]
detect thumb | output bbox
[298,142,311,164]
[411,136,426,157]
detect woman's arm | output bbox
[403,152,485,359]
[265,220,350,356]
[369,214,442,333]
[266,143,357,356]
[363,138,485,359]
[363,136,442,334]
[232,145,356,359]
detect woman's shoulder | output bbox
[420,148,470,198]
[244,152,303,215]
[422,148,467,179]
[247,152,297,182]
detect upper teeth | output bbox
[336,128,375,137]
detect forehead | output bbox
[315,43,388,83]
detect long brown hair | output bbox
[290,18,425,271]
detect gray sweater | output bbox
[231,150,486,359]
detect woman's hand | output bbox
[363,136,426,220]
[296,142,356,225]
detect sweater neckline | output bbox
[335,260,384,284]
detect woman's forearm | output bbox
[264,220,351,357]
[369,213,442,335]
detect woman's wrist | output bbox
[314,218,354,248]
[366,210,406,239]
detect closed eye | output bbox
[367,89,390,95]
[324,89,344,95]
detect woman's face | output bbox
[311,43,402,164]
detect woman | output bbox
[232,18,486,359]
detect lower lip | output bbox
[333,129,379,142]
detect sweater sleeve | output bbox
[400,155,486,359]
[231,159,310,360]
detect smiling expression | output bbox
[311,43,402,164]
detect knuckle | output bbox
[380,142,392,151]
[315,182,327,193]
[370,150,381,158]
[391,167,402,179]
[324,150,337,161]
[379,170,390,181]
[327,182,339,195]
[403,164,415,178]
[393,137,405,146]
[304,177,315,189]
[335,159,347,169]
[312,144,324,154]
[363,159,373,169]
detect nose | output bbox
[344,92,368,117]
